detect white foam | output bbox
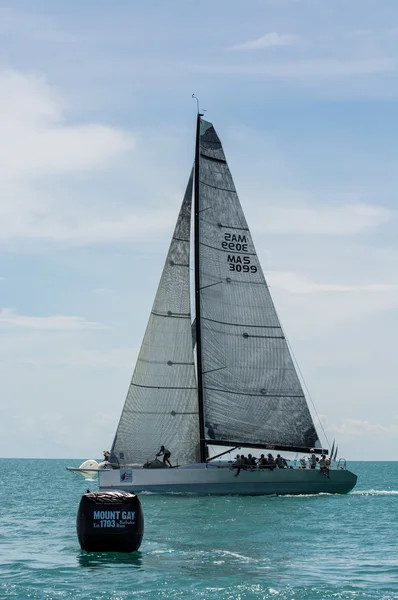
[351,489,398,496]
[218,550,253,562]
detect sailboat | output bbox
[73,111,357,495]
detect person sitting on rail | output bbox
[300,456,308,469]
[266,453,275,470]
[319,454,330,478]
[258,454,267,469]
[247,453,257,470]
[275,454,286,469]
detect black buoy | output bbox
[76,490,144,552]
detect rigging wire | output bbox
[271,299,331,450]
[287,338,331,450]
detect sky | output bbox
[0,0,397,461]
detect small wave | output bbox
[351,489,398,496]
[217,550,253,562]
[138,490,196,496]
[276,492,333,498]
[277,489,398,498]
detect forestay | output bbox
[197,120,320,451]
[111,173,200,466]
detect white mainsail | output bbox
[196,120,321,452]
[111,172,200,466]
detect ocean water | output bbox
[0,460,397,600]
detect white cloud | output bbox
[267,271,398,294]
[0,8,74,43]
[0,308,106,331]
[0,69,164,246]
[312,415,398,460]
[327,417,398,437]
[228,32,298,52]
[0,69,194,247]
[191,58,396,79]
[2,123,132,178]
[0,404,119,458]
[17,347,137,368]
[0,201,176,245]
[264,265,398,341]
[0,70,133,179]
[250,203,391,235]
[0,70,393,248]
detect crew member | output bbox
[156,445,172,467]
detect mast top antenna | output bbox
[192,94,205,116]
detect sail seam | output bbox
[131,411,199,415]
[200,180,236,193]
[167,362,195,365]
[169,263,189,267]
[151,311,191,319]
[204,387,305,398]
[202,317,282,329]
[201,139,221,145]
[218,224,250,231]
[245,334,285,339]
[131,383,197,390]
[202,366,227,374]
[172,237,190,242]
[200,281,222,290]
[136,359,195,366]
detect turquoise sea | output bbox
[0,460,397,600]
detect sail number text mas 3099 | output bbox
[222,233,258,273]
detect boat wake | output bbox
[351,489,398,496]
[279,489,398,498]
[277,492,333,498]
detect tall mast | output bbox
[194,112,206,463]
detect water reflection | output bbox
[77,550,143,570]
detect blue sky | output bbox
[0,0,397,460]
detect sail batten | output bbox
[203,317,282,329]
[200,180,237,193]
[150,312,191,318]
[200,153,227,164]
[204,388,306,398]
[131,385,197,390]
